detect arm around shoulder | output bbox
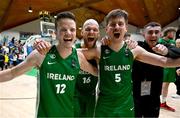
[77,50,98,77]
[132,46,180,67]
[79,46,100,61]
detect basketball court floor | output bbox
[0,74,180,118]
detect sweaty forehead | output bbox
[57,19,76,27]
[145,26,161,31]
[110,16,124,21]
[84,23,99,29]
[83,24,99,33]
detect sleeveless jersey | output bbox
[95,44,134,117]
[158,38,176,46]
[75,43,98,94]
[74,42,98,117]
[158,38,176,82]
[37,45,80,117]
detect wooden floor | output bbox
[0,74,180,118]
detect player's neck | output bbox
[56,45,72,59]
[109,40,124,52]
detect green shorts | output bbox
[163,68,176,82]
[95,95,134,117]
[74,92,96,117]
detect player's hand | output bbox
[176,68,180,76]
[152,44,168,56]
[125,39,138,50]
[101,36,111,45]
[33,39,51,55]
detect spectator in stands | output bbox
[0,50,5,70]
[4,52,9,69]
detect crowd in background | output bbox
[0,37,26,70]
[0,9,180,117]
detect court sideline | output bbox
[0,74,180,118]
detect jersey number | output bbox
[115,73,121,82]
[56,84,66,94]
[83,77,91,84]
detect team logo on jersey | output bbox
[105,49,110,54]
[50,54,56,59]
[130,107,134,111]
[170,43,175,46]
[47,61,56,65]
[71,58,76,68]
[103,56,110,59]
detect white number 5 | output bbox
[115,73,121,82]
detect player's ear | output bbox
[125,24,128,33]
[142,31,145,37]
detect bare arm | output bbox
[0,50,45,82]
[77,50,98,76]
[79,46,101,63]
[132,46,180,67]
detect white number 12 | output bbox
[56,84,66,94]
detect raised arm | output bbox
[132,46,180,67]
[77,50,98,76]
[0,50,44,82]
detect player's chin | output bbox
[87,43,95,48]
[65,41,74,46]
[151,41,157,44]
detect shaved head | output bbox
[83,19,99,29]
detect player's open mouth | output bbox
[150,39,157,42]
[88,37,95,42]
[114,32,120,38]
[64,38,73,41]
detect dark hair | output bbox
[55,11,76,30]
[144,22,161,29]
[105,9,128,26]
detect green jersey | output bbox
[75,42,98,95]
[76,61,98,94]
[74,42,98,117]
[158,38,176,46]
[158,38,176,82]
[74,43,81,48]
[37,45,80,117]
[95,45,134,117]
